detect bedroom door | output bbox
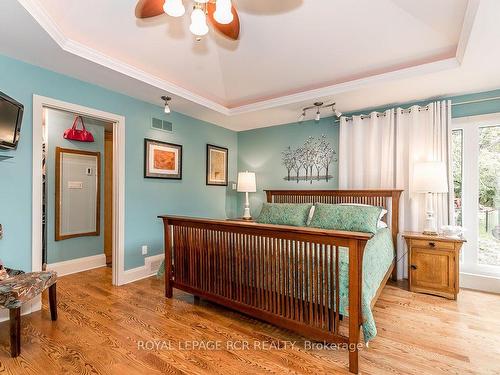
[452,114,500,292]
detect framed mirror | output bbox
[55,147,100,241]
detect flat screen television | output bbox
[0,91,23,150]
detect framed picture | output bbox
[144,138,182,179]
[206,144,228,186]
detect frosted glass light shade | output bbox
[163,0,185,17]
[189,8,209,36]
[237,171,256,193]
[214,0,233,24]
[412,161,448,193]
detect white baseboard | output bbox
[47,254,106,277]
[0,296,42,323]
[460,272,500,294]
[121,253,164,285]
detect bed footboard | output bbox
[159,216,372,374]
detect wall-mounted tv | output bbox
[0,91,23,150]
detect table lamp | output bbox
[412,161,449,235]
[237,171,256,220]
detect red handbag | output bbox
[63,116,95,142]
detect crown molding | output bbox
[456,0,480,64]
[18,0,477,118]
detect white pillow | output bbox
[306,205,315,226]
[337,203,388,229]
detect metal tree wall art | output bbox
[281,135,337,183]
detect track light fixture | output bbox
[161,96,172,114]
[315,102,322,122]
[298,101,342,123]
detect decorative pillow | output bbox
[256,203,313,227]
[308,203,382,234]
[338,203,388,228]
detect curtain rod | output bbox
[451,95,500,106]
[333,95,500,123]
[334,105,429,123]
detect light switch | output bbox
[68,181,83,189]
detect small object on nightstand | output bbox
[403,232,466,300]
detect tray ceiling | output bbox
[1,0,500,130]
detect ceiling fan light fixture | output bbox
[163,0,185,17]
[190,7,209,36]
[214,0,233,24]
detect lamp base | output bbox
[242,205,252,220]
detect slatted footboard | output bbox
[159,216,372,374]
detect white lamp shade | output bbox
[189,8,209,36]
[163,0,185,17]
[214,0,233,24]
[412,161,449,193]
[237,171,256,193]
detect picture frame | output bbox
[206,144,228,186]
[144,138,182,179]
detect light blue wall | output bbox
[237,118,339,217]
[0,54,238,271]
[237,89,500,216]
[46,109,105,264]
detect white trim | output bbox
[460,272,500,294]
[32,95,126,286]
[451,113,500,291]
[121,254,165,285]
[229,58,460,115]
[0,297,42,323]
[18,0,476,118]
[46,254,106,277]
[456,0,480,64]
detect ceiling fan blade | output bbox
[207,3,240,40]
[135,0,164,19]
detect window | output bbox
[452,116,500,285]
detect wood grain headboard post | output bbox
[265,189,403,281]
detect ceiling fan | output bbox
[135,0,240,40]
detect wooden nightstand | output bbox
[403,232,466,300]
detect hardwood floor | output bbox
[0,268,498,374]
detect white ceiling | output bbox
[1,0,500,131]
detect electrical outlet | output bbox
[232,183,237,190]
[141,245,148,255]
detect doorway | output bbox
[452,113,500,292]
[104,130,113,266]
[41,108,114,274]
[33,95,126,285]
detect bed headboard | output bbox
[264,189,403,247]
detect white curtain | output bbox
[339,110,396,189]
[339,100,452,279]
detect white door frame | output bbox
[452,113,500,293]
[32,95,126,285]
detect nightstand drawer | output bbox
[412,239,455,250]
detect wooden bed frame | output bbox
[160,189,402,374]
